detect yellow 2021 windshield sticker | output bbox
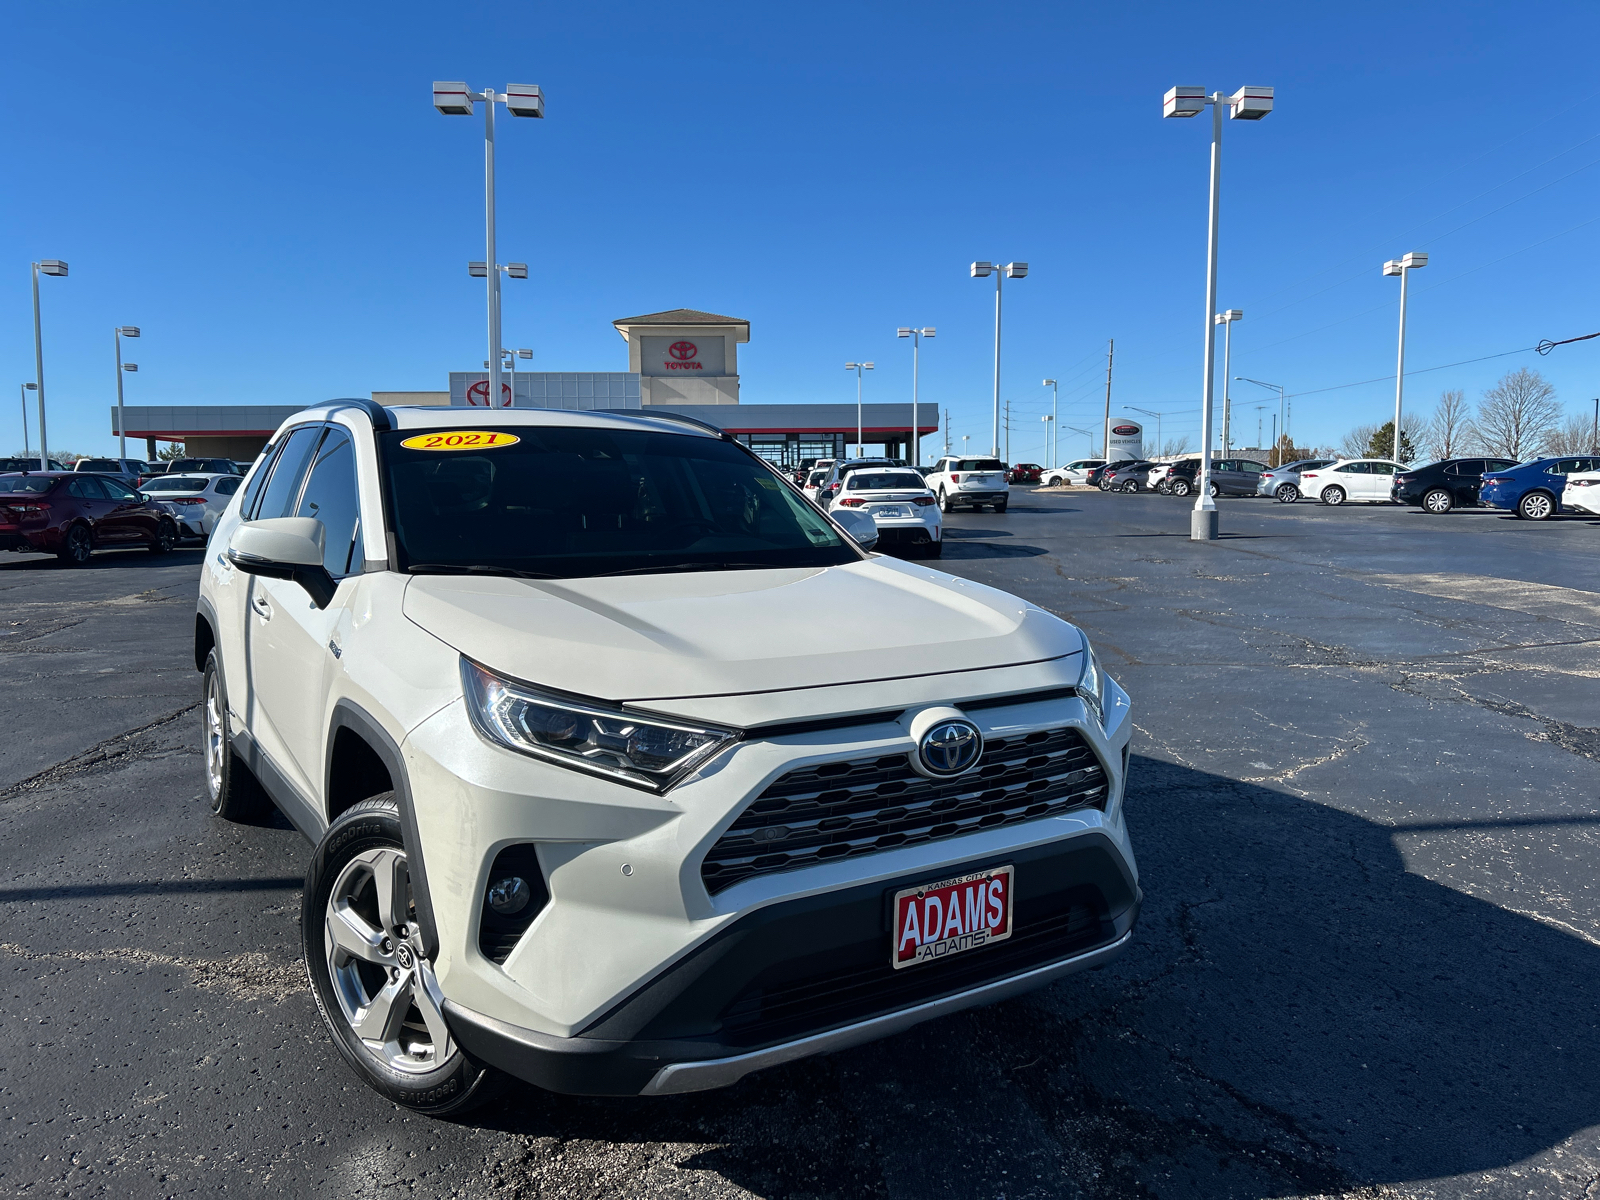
[399,431,521,451]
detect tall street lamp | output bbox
[1383,251,1427,463]
[19,383,37,459]
[1042,379,1058,466]
[845,361,874,456]
[896,326,934,465]
[31,259,68,471]
[435,80,543,420]
[1063,424,1095,456]
[468,260,530,404]
[1214,310,1243,454]
[114,326,140,461]
[1236,377,1286,464]
[1163,84,1274,540]
[1124,405,1177,457]
[970,261,1028,456]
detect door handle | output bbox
[251,594,272,620]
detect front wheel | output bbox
[1422,488,1453,515]
[148,519,176,554]
[1275,483,1299,504]
[1518,491,1556,521]
[1321,485,1346,506]
[56,523,93,566]
[303,797,501,1116]
[1098,478,1112,491]
[1170,479,1192,498]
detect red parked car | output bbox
[0,472,178,565]
[1006,462,1042,484]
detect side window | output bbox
[1239,461,1267,472]
[102,478,139,501]
[215,476,242,497]
[1370,463,1396,476]
[294,432,362,577]
[1336,462,1367,474]
[66,476,105,499]
[253,426,325,520]
[1488,460,1516,472]
[238,441,281,519]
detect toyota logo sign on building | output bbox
[669,341,698,361]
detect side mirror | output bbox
[227,517,337,608]
[832,508,879,552]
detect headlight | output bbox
[461,659,739,792]
[1075,631,1107,727]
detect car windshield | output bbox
[955,459,1004,471]
[79,460,122,471]
[847,472,925,490]
[142,476,209,492]
[381,425,859,578]
[0,475,57,494]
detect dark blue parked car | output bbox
[1480,455,1600,520]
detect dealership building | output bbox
[112,308,938,468]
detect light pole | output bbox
[1236,377,1287,464]
[845,361,874,457]
[435,81,543,418]
[30,259,68,471]
[1163,84,1274,540]
[1591,398,1599,454]
[896,327,934,465]
[1383,251,1427,463]
[1042,379,1059,465]
[496,346,533,406]
[1214,310,1243,454]
[1123,406,1177,457]
[113,326,140,462]
[1063,424,1095,456]
[1041,414,1053,463]
[469,262,530,404]
[19,383,36,459]
[970,261,1028,456]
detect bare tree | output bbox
[1422,389,1476,459]
[1160,435,1191,456]
[1476,368,1561,460]
[1543,411,1598,455]
[1339,423,1378,458]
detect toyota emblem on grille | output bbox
[918,720,983,776]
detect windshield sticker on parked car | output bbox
[398,431,522,451]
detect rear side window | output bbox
[66,477,106,499]
[102,478,140,501]
[215,476,242,496]
[1336,462,1369,474]
[252,426,324,520]
[294,432,361,577]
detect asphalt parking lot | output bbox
[4,489,1600,1199]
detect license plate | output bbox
[874,505,910,518]
[892,865,1013,969]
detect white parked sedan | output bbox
[1563,469,1600,514]
[140,472,243,540]
[1297,458,1408,505]
[1041,459,1106,487]
[829,467,943,557]
[802,468,829,507]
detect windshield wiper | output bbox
[588,562,782,578]
[406,563,560,580]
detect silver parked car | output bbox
[1256,459,1335,503]
[139,472,244,540]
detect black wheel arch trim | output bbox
[327,699,440,959]
[195,594,220,672]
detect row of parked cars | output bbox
[1044,452,1600,519]
[0,455,255,564]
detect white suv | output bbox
[924,455,1011,512]
[196,401,1138,1114]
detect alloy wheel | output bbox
[1171,479,1191,497]
[204,670,225,805]
[1275,484,1299,503]
[1520,492,1554,520]
[1323,486,1346,506]
[62,525,92,565]
[324,847,454,1075]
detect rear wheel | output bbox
[202,650,271,823]
[1321,485,1346,506]
[1170,479,1192,498]
[1155,480,1170,495]
[56,523,92,566]
[921,540,943,559]
[1275,483,1299,504]
[1422,488,1453,514]
[1518,491,1556,520]
[1207,481,1219,498]
[1120,481,1138,493]
[1098,478,1112,491]
[995,500,1008,513]
[938,489,954,513]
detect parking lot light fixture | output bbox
[114,326,140,461]
[435,80,543,416]
[1385,251,1428,463]
[971,260,1028,456]
[31,260,67,471]
[1236,377,1287,464]
[19,383,37,460]
[1163,85,1273,540]
[1063,423,1095,456]
[846,362,874,457]
[1214,310,1243,453]
[896,328,934,465]
[1043,379,1059,465]
[1123,405,1175,458]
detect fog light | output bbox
[486,876,530,915]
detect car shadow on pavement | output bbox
[937,542,1049,561]
[0,548,206,571]
[470,755,1600,1200]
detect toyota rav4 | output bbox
[195,400,1139,1114]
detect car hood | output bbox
[401,558,1081,704]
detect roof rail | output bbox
[592,407,730,440]
[324,397,392,432]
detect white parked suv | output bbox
[924,455,1011,512]
[195,401,1138,1114]
[1041,459,1106,487]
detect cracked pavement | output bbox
[3,491,1600,1198]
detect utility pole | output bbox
[1004,396,1011,462]
[943,408,951,456]
[1102,339,1115,459]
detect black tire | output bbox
[148,518,176,554]
[303,796,502,1117]
[56,523,93,566]
[1098,478,1112,491]
[1422,488,1453,515]
[201,650,271,823]
[1321,485,1346,506]
[1207,481,1219,498]
[1170,479,1192,497]
[1155,480,1170,495]
[938,488,954,514]
[1275,484,1299,504]
[1518,490,1556,521]
[922,540,943,559]
[995,500,1008,513]
[1120,481,1138,493]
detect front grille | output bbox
[700,725,1108,894]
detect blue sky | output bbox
[5,1,1600,463]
